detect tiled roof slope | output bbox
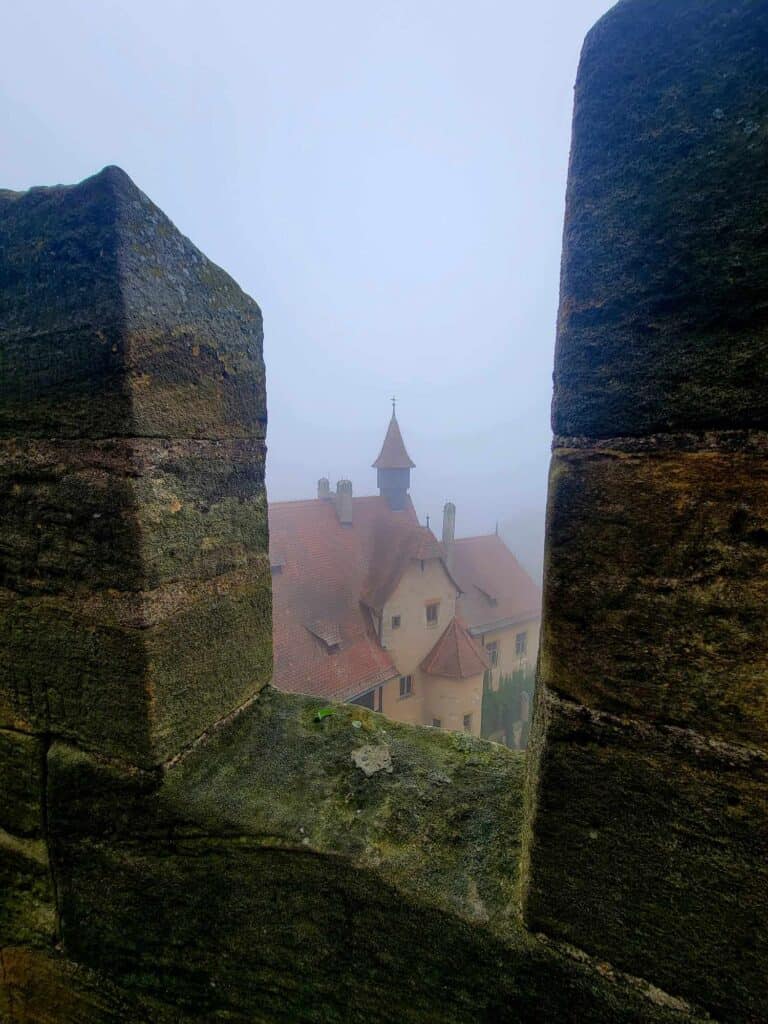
[372,414,416,469]
[270,495,447,700]
[451,534,541,632]
[362,520,448,612]
[421,618,490,679]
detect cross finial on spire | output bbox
[391,395,396,416]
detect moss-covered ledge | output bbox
[37,687,711,1023]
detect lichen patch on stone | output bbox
[351,744,393,777]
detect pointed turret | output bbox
[372,400,415,509]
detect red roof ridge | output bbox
[454,533,506,544]
[268,498,326,510]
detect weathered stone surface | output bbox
[44,689,706,1024]
[0,167,265,440]
[553,0,768,438]
[0,730,44,836]
[0,832,55,948]
[523,686,768,1024]
[541,447,768,748]
[0,168,270,771]
[0,948,168,1024]
[0,566,272,764]
[0,438,267,595]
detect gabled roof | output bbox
[372,414,416,469]
[421,618,490,680]
[451,534,541,632]
[362,520,452,613]
[270,495,456,701]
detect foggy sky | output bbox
[2,0,612,581]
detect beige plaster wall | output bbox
[420,670,483,736]
[381,558,458,675]
[378,673,425,725]
[476,617,540,690]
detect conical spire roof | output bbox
[372,412,415,470]
[421,618,490,679]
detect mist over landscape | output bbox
[2,0,612,583]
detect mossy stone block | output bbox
[523,686,768,1023]
[0,729,44,836]
[47,690,705,1023]
[0,948,166,1024]
[542,448,768,749]
[553,0,768,437]
[0,167,265,440]
[0,438,267,595]
[0,833,55,948]
[0,566,272,766]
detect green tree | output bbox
[481,666,535,749]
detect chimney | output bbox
[335,479,353,526]
[318,477,331,499]
[442,501,456,572]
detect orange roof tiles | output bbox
[269,495,442,701]
[421,617,490,679]
[362,520,447,612]
[451,534,541,632]
[372,414,416,469]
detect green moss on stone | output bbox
[46,688,708,1023]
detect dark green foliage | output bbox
[481,668,535,749]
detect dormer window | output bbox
[306,621,342,654]
[475,584,497,607]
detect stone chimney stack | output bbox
[318,477,331,499]
[442,502,456,546]
[442,501,456,572]
[335,479,353,525]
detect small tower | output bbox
[372,399,415,510]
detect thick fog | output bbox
[2,0,612,581]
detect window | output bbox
[463,714,473,733]
[515,631,528,656]
[351,690,374,710]
[391,615,401,630]
[399,675,413,698]
[432,718,442,729]
[425,602,439,627]
[375,687,383,713]
[485,641,498,667]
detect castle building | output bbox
[268,409,541,734]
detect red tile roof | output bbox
[450,534,541,633]
[362,519,447,612]
[372,414,416,469]
[421,617,490,679]
[269,495,449,701]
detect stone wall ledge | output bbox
[523,685,768,1022]
[536,686,768,770]
[33,687,711,1023]
[553,430,768,454]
